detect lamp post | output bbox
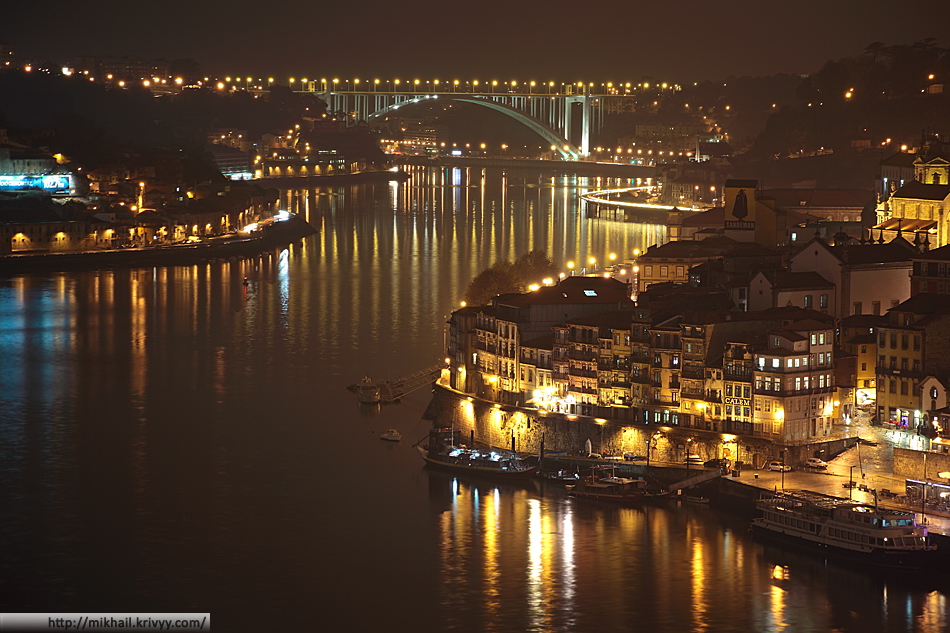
[849,465,855,500]
[686,438,693,472]
[780,449,786,490]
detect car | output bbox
[804,458,828,469]
[767,461,792,472]
[684,454,703,464]
[704,458,728,468]
[623,453,647,461]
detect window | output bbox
[810,334,817,345]
[861,345,867,354]
[804,294,813,308]
[645,266,653,276]
[744,386,750,398]
[660,265,668,277]
[861,363,866,371]
[676,266,684,277]
[901,381,908,395]
[820,294,828,309]
[772,358,780,368]
[725,384,733,396]
[819,332,826,345]
[879,332,886,347]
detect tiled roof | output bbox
[760,188,873,209]
[495,276,631,307]
[891,181,950,201]
[763,271,834,290]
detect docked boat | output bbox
[357,376,381,404]
[380,429,401,442]
[417,429,538,478]
[538,469,581,485]
[567,475,651,504]
[681,494,710,504]
[752,489,936,568]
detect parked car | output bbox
[704,458,728,468]
[804,458,828,469]
[767,461,792,472]
[685,454,703,464]
[623,453,647,461]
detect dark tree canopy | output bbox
[463,250,558,306]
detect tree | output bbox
[464,263,515,306]
[462,250,559,306]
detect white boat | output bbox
[752,489,936,568]
[381,429,401,442]
[357,375,381,404]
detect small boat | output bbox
[381,429,401,442]
[752,489,936,569]
[538,469,581,485]
[417,429,539,479]
[357,375,381,404]
[567,475,650,504]
[681,494,710,504]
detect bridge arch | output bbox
[365,95,581,160]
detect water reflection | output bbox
[427,471,948,632]
[1,167,947,632]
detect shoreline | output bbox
[0,214,316,275]
[254,169,409,187]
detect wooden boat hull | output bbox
[417,446,539,479]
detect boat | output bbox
[416,429,539,478]
[538,469,581,485]
[357,375,381,404]
[567,475,651,504]
[681,494,710,504]
[380,429,401,442]
[752,489,936,569]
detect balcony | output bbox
[570,386,597,395]
[680,365,704,379]
[752,386,836,397]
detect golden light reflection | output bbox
[691,524,709,632]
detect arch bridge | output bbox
[298,81,644,159]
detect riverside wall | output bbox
[427,383,859,468]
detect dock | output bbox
[352,364,443,403]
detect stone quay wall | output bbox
[427,383,858,468]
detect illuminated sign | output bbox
[0,174,72,192]
[724,396,750,406]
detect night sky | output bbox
[3,0,947,83]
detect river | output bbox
[0,166,946,632]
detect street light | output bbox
[849,465,855,500]
[780,449,786,490]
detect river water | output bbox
[0,166,946,632]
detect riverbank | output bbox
[0,213,316,274]
[395,155,657,178]
[254,169,409,187]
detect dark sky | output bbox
[3,0,946,83]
